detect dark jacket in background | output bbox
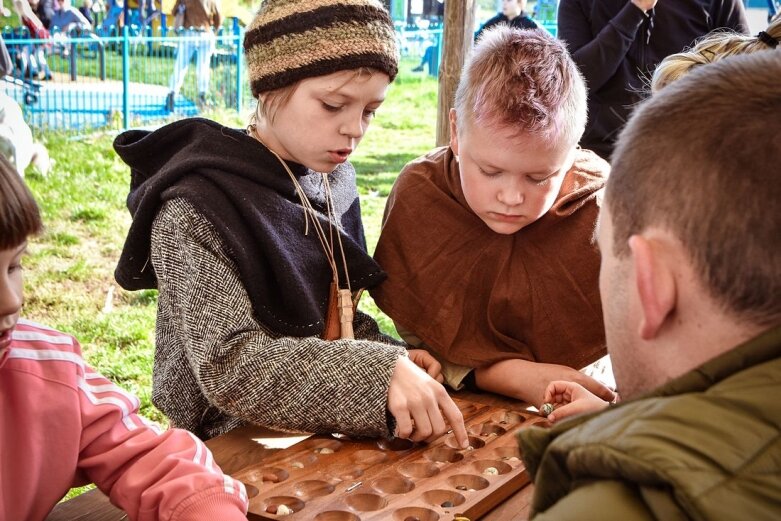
[558,0,748,160]
[475,11,538,40]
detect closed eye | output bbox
[321,102,342,112]
[479,167,501,178]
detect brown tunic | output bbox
[371,146,608,369]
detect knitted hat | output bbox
[244,0,400,98]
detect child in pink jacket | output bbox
[0,155,248,520]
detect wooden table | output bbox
[47,390,536,520]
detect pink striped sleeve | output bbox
[75,354,248,520]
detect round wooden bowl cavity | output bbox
[293,479,336,500]
[351,449,389,465]
[261,496,305,515]
[446,473,490,491]
[314,512,361,521]
[392,506,440,521]
[423,447,464,463]
[398,461,440,479]
[371,474,415,494]
[344,492,387,512]
[445,435,485,450]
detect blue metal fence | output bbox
[2,21,245,131]
[0,21,471,132]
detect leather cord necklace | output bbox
[249,125,355,340]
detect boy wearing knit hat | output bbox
[114,0,469,448]
[372,26,617,408]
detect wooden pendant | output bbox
[337,288,354,339]
[321,282,342,341]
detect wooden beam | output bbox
[436,0,475,146]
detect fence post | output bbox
[70,39,77,81]
[122,25,130,130]
[235,24,242,114]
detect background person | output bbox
[557,0,748,161]
[164,0,221,111]
[475,0,537,41]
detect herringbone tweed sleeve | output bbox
[149,198,407,439]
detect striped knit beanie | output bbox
[244,0,399,98]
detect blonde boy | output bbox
[372,26,615,406]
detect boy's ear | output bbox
[629,235,676,340]
[449,108,459,156]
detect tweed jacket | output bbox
[150,198,407,440]
[518,325,781,520]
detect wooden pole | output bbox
[435,0,475,147]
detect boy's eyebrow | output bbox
[324,91,386,105]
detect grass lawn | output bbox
[21,64,440,500]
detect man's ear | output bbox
[449,108,459,157]
[629,235,676,340]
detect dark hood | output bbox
[114,117,384,337]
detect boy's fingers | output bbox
[422,407,447,443]
[394,413,414,440]
[440,399,468,448]
[547,402,580,423]
[404,398,427,441]
[589,383,617,402]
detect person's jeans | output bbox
[168,29,215,95]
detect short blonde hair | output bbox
[652,17,781,92]
[454,26,587,146]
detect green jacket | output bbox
[518,325,781,520]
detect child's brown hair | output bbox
[0,155,41,249]
[454,26,587,145]
[607,52,781,327]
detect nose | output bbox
[0,276,22,321]
[497,178,524,206]
[340,110,366,141]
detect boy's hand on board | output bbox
[543,380,611,423]
[388,356,469,448]
[407,349,445,383]
[475,359,616,406]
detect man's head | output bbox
[0,155,41,345]
[450,26,587,234]
[501,0,526,19]
[598,52,781,398]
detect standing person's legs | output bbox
[166,32,197,111]
[195,31,214,106]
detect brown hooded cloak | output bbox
[371,146,608,369]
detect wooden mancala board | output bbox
[234,397,550,521]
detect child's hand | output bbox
[388,356,469,448]
[407,349,444,383]
[475,359,616,406]
[543,380,610,423]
